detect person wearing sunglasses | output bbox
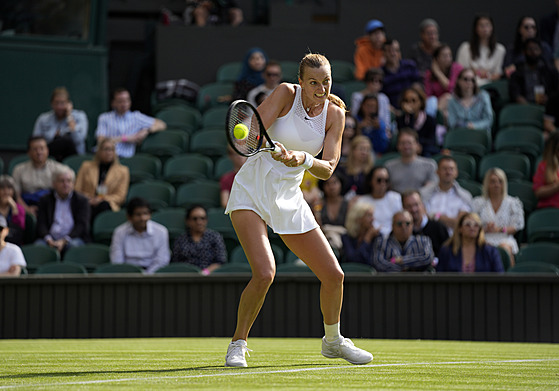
[247,60,283,108]
[447,68,494,133]
[171,205,226,275]
[369,210,434,272]
[503,16,554,78]
[437,212,503,273]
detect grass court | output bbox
[1,338,558,390]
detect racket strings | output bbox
[229,105,262,155]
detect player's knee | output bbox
[252,268,275,289]
[322,267,344,288]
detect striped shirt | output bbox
[371,234,434,272]
[95,110,155,157]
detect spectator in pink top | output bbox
[424,44,463,121]
[533,132,559,209]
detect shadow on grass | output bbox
[1,363,337,380]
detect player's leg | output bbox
[281,228,373,365]
[226,209,276,367]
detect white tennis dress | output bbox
[225,85,327,234]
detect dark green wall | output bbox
[0,42,108,152]
[1,274,557,342]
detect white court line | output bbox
[1,358,558,389]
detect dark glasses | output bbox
[396,221,412,227]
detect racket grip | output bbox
[272,144,281,154]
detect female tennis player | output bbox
[224,53,373,367]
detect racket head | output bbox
[226,100,274,157]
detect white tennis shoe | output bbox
[225,340,252,367]
[321,337,373,365]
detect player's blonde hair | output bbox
[298,53,346,111]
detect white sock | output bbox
[324,322,341,343]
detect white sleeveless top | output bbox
[225,85,328,234]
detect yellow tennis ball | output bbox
[233,123,249,140]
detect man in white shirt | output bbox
[110,197,170,273]
[420,156,472,234]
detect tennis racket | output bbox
[226,100,280,157]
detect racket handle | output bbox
[272,144,281,154]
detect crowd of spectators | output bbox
[2,6,559,276]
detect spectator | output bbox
[350,68,392,135]
[447,68,494,133]
[171,205,227,275]
[110,197,170,274]
[185,0,243,27]
[96,87,167,158]
[381,39,422,109]
[232,47,268,101]
[315,173,349,251]
[396,87,439,157]
[421,156,473,234]
[355,93,389,156]
[456,14,506,86]
[0,216,26,277]
[533,131,559,208]
[437,212,503,272]
[509,38,559,105]
[424,43,463,117]
[75,139,130,224]
[354,19,386,80]
[35,166,90,255]
[0,175,26,246]
[503,16,554,78]
[12,136,66,215]
[473,168,524,266]
[358,166,402,237]
[340,113,357,164]
[370,210,434,272]
[401,189,449,257]
[335,135,374,198]
[385,128,438,194]
[32,86,88,160]
[220,146,247,208]
[340,202,379,264]
[247,60,282,107]
[409,18,441,77]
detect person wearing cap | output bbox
[354,19,386,80]
[0,215,27,276]
[409,19,441,77]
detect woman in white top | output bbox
[357,166,402,237]
[0,216,26,276]
[472,168,524,266]
[224,53,372,368]
[456,14,506,86]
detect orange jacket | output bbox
[353,36,384,80]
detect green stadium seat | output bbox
[279,60,299,83]
[62,154,94,174]
[443,128,491,160]
[151,207,186,245]
[276,262,313,274]
[189,130,228,159]
[196,82,234,112]
[494,126,544,162]
[213,156,234,180]
[508,180,538,215]
[515,243,559,267]
[229,244,284,265]
[175,180,221,210]
[120,153,162,184]
[92,210,127,245]
[21,244,60,274]
[526,208,559,243]
[155,106,201,133]
[94,263,144,274]
[62,243,111,272]
[507,261,559,275]
[340,262,377,274]
[478,152,531,182]
[498,103,544,129]
[216,61,242,82]
[330,60,355,82]
[139,130,189,162]
[35,261,87,275]
[456,178,483,197]
[163,154,214,185]
[201,106,229,129]
[126,180,176,211]
[210,263,252,274]
[155,263,202,274]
